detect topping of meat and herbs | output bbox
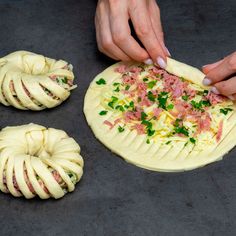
[97,63,234,146]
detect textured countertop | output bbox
[0,0,235,235]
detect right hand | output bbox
[95,0,170,68]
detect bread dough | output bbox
[0,51,76,110]
[84,58,236,172]
[0,124,84,199]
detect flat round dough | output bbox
[84,58,236,172]
[0,51,76,110]
[0,124,84,199]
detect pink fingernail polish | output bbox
[210,87,220,95]
[144,58,153,65]
[157,57,166,69]
[202,77,212,86]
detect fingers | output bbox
[202,59,224,74]
[95,0,131,61]
[202,52,236,86]
[109,0,150,62]
[129,0,167,67]
[212,76,236,98]
[148,0,170,56]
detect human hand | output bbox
[202,52,236,100]
[95,0,170,68]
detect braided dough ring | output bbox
[0,51,76,110]
[0,124,84,199]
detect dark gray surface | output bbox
[0,0,235,235]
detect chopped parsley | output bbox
[108,96,118,108]
[220,108,233,115]
[182,95,189,101]
[115,105,125,112]
[99,110,108,115]
[157,91,169,110]
[125,85,130,90]
[147,80,157,89]
[141,112,148,120]
[146,139,150,144]
[173,118,189,137]
[165,141,172,145]
[167,104,174,110]
[143,78,149,82]
[118,126,125,133]
[113,87,120,92]
[61,77,68,84]
[129,101,134,109]
[113,82,120,86]
[147,91,156,102]
[190,100,211,111]
[96,78,106,85]
[147,129,155,136]
[189,137,196,144]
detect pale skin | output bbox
[95,0,170,68]
[202,52,236,100]
[95,0,235,99]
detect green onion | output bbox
[115,105,125,112]
[96,78,106,85]
[146,139,150,144]
[114,87,120,92]
[99,110,108,115]
[143,78,149,82]
[165,141,172,145]
[147,129,155,136]
[113,82,120,86]
[141,112,148,120]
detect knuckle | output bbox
[217,81,229,94]
[136,24,150,38]
[101,38,113,50]
[112,33,126,44]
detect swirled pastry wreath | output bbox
[0,124,84,199]
[0,51,76,110]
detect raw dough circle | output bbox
[0,51,76,110]
[84,59,236,172]
[0,124,84,199]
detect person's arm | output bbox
[202,52,236,100]
[95,0,170,68]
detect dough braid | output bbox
[0,124,84,199]
[0,51,76,110]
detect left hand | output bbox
[202,52,236,100]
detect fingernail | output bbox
[157,56,166,69]
[165,47,171,56]
[210,87,220,95]
[202,77,212,86]
[228,95,235,101]
[144,58,153,65]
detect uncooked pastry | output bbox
[84,58,236,172]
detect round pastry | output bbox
[0,124,84,199]
[0,51,76,110]
[84,58,236,172]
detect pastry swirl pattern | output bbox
[0,124,84,199]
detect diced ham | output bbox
[153,107,162,117]
[103,120,114,129]
[129,66,142,73]
[132,124,145,134]
[122,75,136,85]
[124,111,139,122]
[206,92,225,105]
[198,112,211,132]
[216,120,223,142]
[115,64,127,73]
[52,170,62,184]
